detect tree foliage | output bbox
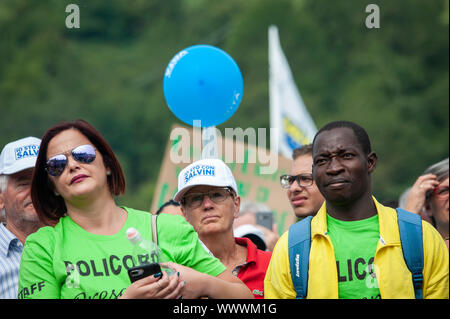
[0,0,448,210]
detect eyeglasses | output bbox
[45,144,96,177]
[182,187,233,209]
[280,174,313,189]
[433,186,449,200]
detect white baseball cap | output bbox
[174,158,238,203]
[0,137,41,175]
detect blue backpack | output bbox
[288,208,424,299]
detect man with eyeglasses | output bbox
[280,144,324,219]
[174,158,272,299]
[0,137,43,298]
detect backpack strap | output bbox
[396,208,424,299]
[151,214,158,245]
[288,216,313,299]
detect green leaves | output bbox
[0,0,448,210]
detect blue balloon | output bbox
[163,45,243,128]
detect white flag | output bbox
[269,25,317,159]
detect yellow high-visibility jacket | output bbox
[264,197,449,299]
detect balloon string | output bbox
[202,126,219,159]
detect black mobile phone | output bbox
[256,211,273,230]
[128,263,162,283]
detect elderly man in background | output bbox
[0,137,42,298]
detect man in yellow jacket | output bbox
[265,121,449,299]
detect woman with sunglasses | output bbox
[18,119,253,299]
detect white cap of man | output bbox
[0,137,41,175]
[174,158,238,203]
[0,136,41,299]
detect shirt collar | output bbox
[0,223,21,257]
[311,196,401,245]
[372,197,401,245]
[235,237,258,265]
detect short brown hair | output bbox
[292,144,313,160]
[31,119,126,226]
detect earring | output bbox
[107,171,111,176]
[54,191,60,196]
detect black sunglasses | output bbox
[45,144,96,177]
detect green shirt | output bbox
[18,207,226,299]
[327,213,381,299]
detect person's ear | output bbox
[367,152,378,174]
[233,196,241,219]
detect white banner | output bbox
[268,25,318,159]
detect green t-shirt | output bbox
[327,213,381,299]
[18,207,226,299]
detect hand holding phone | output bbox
[121,263,183,299]
[128,263,162,283]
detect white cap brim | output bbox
[0,156,37,175]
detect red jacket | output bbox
[234,237,272,299]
